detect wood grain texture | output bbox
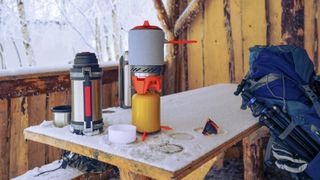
[119,168,151,180]
[316,0,320,72]
[241,0,267,73]
[243,127,269,180]
[0,67,118,99]
[229,0,244,83]
[203,0,230,86]
[267,0,283,44]
[45,91,68,163]
[176,0,189,92]
[27,94,46,170]
[0,99,9,180]
[24,122,261,180]
[187,3,204,89]
[304,0,316,63]
[9,97,29,178]
[182,156,217,180]
[281,0,304,47]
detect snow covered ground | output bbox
[0,0,162,70]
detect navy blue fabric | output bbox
[306,153,320,180]
[246,45,320,179]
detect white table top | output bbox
[24,84,257,173]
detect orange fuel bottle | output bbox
[132,92,160,133]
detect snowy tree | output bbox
[0,0,161,70]
[17,0,36,66]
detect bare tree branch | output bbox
[11,37,22,67]
[55,0,95,50]
[69,0,95,36]
[174,0,204,37]
[153,0,172,33]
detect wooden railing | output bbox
[0,65,119,179]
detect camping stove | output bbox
[129,21,196,133]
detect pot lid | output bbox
[74,52,98,65]
[132,20,161,30]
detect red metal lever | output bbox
[166,40,197,44]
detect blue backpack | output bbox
[234,45,320,179]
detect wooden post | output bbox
[0,99,9,180]
[281,0,304,47]
[9,97,29,177]
[243,127,269,180]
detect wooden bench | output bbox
[24,84,266,179]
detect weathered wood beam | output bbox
[243,127,269,180]
[304,0,316,63]
[153,0,172,33]
[281,0,304,47]
[224,0,235,83]
[0,67,118,99]
[174,0,204,37]
[0,99,9,180]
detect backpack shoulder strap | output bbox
[301,84,320,117]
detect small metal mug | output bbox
[51,105,71,128]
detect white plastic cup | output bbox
[108,124,136,144]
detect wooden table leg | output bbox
[120,168,151,180]
[243,127,269,180]
[182,156,218,180]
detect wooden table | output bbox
[24,84,262,180]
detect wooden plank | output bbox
[241,0,267,73]
[111,80,119,107]
[316,0,320,72]
[266,0,283,45]
[187,3,204,89]
[9,97,29,178]
[27,94,46,169]
[229,0,244,83]
[0,65,117,81]
[24,123,261,180]
[46,91,68,163]
[0,99,9,180]
[0,68,118,99]
[102,83,112,109]
[203,0,230,86]
[172,123,261,179]
[304,0,316,63]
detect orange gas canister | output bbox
[132,92,160,133]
